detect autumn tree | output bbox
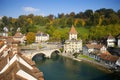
[26,32,35,44]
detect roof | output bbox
[99,53,119,62]
[0,38,44,80]
[0,61,44,80]
[0,53,44,80]
[36,31,48,36]
[14,32,23,38]
[69,25,77,34]
[0,56,7,71]
[108,34,114,39]
[85,44,104,49]
[6,37,20,44]
[117,34,120,39]
[20,54,36,66]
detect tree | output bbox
[58,13,65,18]
[117,9,120,18]
[2,16,9,26]
[109,13,119,24]
[26,32,35,44]
[52,30,61,41]
[69,12,75,17]
[84,9,93,18]
[47,14,54,21]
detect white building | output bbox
[116,57,120,66]
[64,25,82,53]
[117,35,120,47]
[0,16,3,20]
[3,27,8,37]
[83,43,107,55]
[35,31,49,42]
[107,34,115,47]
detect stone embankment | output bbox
[62,52,113,73]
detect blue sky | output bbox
[0,0,120,18]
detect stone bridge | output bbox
[22,48,61,59]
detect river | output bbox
[33,55,117,80]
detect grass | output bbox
[78,54,95,61]
[76,27,89,35]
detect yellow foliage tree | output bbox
[74,19,78,26]
[81,19,85,27]
[26,32,35,44]
[27,18,33,24]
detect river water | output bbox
[34,56,115,80]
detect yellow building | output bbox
[64,25,82,53]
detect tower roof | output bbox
[69,25,77,34]
[108,34,114,39]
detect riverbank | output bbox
[79,57,113,73]
[61,53,113,73]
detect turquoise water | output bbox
[34,56,114,80]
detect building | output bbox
[83,43,107,55]
[107,34,116,47]
[116,57,120,67]
[64,25,82,53]
[99,52,119,68]
[35,31,49,42]
[13,31,26,44]
[0,40,44,80]
[3,27,8,37]
[0,16,3,20]
[117,34,120,47]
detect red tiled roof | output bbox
[0,56,7,71]
[69,25,77,34]
[102,51,111,55]
[0,53,44,80]
[100,53,119,62]
[86,44,104,49]
[6,37,20,44]
[0,60,44,80]
[20,54,36,66]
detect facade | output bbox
[107,34,116,47]
[13,31,26,43]
[3,27,8,37]
[35,31,49,42]
[116,57,120,66]
[117,35,120,47]
[64,25,82,53]
[83,43,107,55]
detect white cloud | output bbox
[23,7,39,12]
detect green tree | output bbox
[84,9,93,18]
[2,16,9,26]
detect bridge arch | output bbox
[50,49,61,58]
[32,53,45,61]
[51,49,61,54]
[31,49,61,59]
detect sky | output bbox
[0,0,120,18]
